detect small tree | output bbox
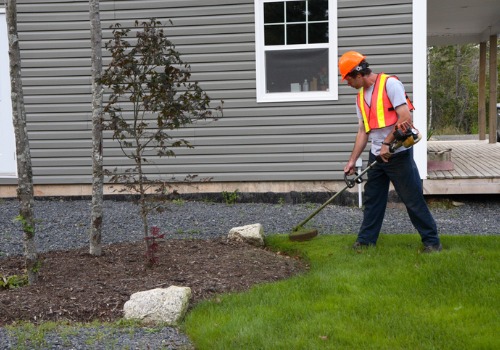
[100,19,221,265]
[6,0,39,284]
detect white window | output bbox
[255,0,338,103]
[0,9,17,178]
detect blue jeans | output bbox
[357,149,440,246]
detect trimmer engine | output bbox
[389,125,422,152]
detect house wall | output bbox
[0,0,415,193]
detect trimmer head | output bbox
[289,228,318,241]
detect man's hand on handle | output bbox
[343,160,357,176]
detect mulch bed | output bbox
[0,238,307,326]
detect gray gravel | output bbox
[1,198,499,257]
[1,197,499,349]
[0,326,193,350]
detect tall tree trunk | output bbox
[427,47,433,131]
[89,0,104,256]
[454,45,463,131]
[6,0,39,284]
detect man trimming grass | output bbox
[339,51,442,253]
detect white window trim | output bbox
[0,8,18,178]
[254,0,338,103]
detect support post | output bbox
[356,157,363,208]
[489,35,498,144]
[478,42,486,140]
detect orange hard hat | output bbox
[339,51,366,80]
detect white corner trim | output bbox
[412,0,428,179]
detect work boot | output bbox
[422,244,442,253]
[352,241,372,249]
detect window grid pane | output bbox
[287,23,306,45]
[286,1,306,23]
[264,2,284,23]
[264,0,328,46]
[265,24,285,45]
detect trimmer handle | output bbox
[344,171,364,188]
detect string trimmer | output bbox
[289,125,422,241]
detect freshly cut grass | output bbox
[184,234,500,350]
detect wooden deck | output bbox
[423,139,500,195]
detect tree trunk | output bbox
[137,157,151,241]
[6,0,39,284]
[89,0,104,256]
[427,47,433,131]
[455,45,463,131]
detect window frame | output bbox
[254,0,338,103]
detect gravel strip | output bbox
[1,197,499,349]
[1,198,499,257]
[0,325,193,350]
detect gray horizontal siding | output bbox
[30,143,354,157]
[0,0,415,185]
[32,152,353,167]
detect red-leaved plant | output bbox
[145,226,165,267]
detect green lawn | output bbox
[184,234,500,350]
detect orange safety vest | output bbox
[357,73,414,133]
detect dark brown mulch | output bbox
[0,238,307,326]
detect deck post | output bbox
[489,35,498,144]
[478,42,486,140]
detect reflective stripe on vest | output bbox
[357,73,399,133]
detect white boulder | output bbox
[123,286,191,325]
[228,223,264,247]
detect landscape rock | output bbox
[228,223,264,247]
[123,286,191,325]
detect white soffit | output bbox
[428,0,500,45]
